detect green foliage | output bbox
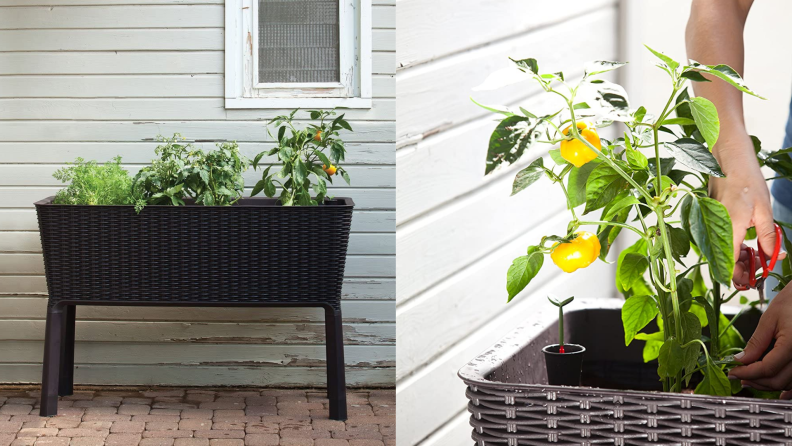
[251,109,352,206]
[52,157,133,206]
[506,246,544,302]
[131,134,249,213]
[475,47,792,396]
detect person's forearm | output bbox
[686,0,754,169]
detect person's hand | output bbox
[729,285,792,398]
[709,132,778,265]
[733,243,761,287]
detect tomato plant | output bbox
[251,109,352,206]
[131,134,249,213]
[477,46,792,396]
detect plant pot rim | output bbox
[458,298,786,405]
[34,196,355,209]
[542,343,585,356]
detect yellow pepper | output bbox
[560,122,601,168]
[551,231,601,273]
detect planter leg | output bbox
[59,305,76,396]
[40,305,64,417]
[325,307,347,421]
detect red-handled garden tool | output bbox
[733,223,784,306]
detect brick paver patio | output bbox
[0,387,394,446]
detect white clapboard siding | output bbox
[397,0,615,69]
[0,341,394,366]
[0,297,395,323]
[396,2,619,444]
[0,121,394,142]
[0,75,396,98]
[0,142,395,164]
[0,1,394,387]
[0,52,396,75]
[396,8,618,144]
[396,158,565,304]
[0,29,395,52]
[0,320,395,345]
[0,99,395,121]
[398,91,562,224]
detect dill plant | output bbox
[52,157,133,206]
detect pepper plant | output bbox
[476,46,786,395]
[251,109,352,206]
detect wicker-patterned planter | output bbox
[35,197,354,420]
[458,298,792,446]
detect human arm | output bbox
[686,0,778,265]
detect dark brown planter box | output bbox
[35,196,354,307]
[35,196,354,420]
[458,298,792,445]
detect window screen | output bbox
[258,0,340,83]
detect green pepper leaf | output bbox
[584,60,628,77]
[618,253,650,292]
[567,160,600,208]
[484,115,545,175]
[658,338,684,378]
[661,117,697,126]
[664,138,724,177]
[686,61,766,99]
[681,70,711,83]
[511,158,545,196]
[251,180,267,197]
[635,331,664,363]
[645,45,679,72]
[584,163,628,214]
[549,148,568,166]
[622,295,658,345]
[616,238,648,293]
[506,246,544,302]
[687,196,734,284]
[688,97,720,149]
[695,357,732,396]
[626,148,649,170]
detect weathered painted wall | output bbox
[0,0,395,387]
[395,2,620,444]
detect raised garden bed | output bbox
[36,196,354,420]
[457,298,792,446]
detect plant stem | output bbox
[551,167,577,221]
[558,305,564,347]
[566,105,654,203]
[577,220,646,238]
[712,281,721,359]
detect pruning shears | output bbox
[733,223,784,306]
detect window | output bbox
[225,0,372,109]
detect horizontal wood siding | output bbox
[395,2,620,444]
[0,0,395,387]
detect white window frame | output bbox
[225,0,372,109]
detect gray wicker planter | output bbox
[458,298,792,446]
